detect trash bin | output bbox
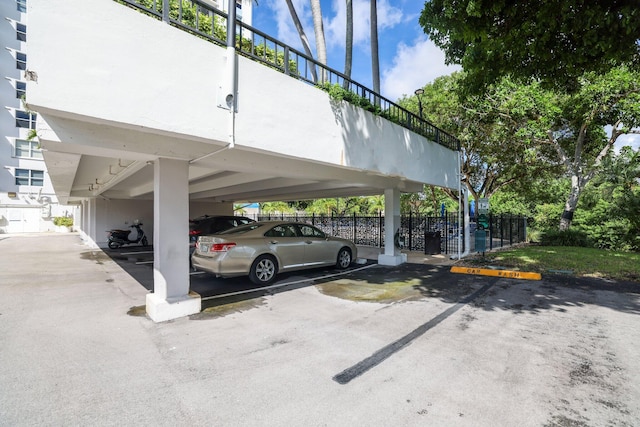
[475,229,487,254]
[424,231,441,255]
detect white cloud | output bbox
[266,0,314,51]
[613,133,640,154]
[381,35,461,101]
[325,0,404,49]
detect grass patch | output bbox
[463,245,640,282]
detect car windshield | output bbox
[218,223,264,235]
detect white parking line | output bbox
[201,263,377,302]
[122,250,154,255]
[135,261,154,265]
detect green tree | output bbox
[260,202,296,215]
[285,0,317,82]
[344,0,353,84]
[310,0,328,82]
[574,146,640,250]
[546,67,640,229]
[399,73,558,207]
[370,0,380,94]
[419,0,640,93]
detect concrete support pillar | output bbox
[88,198,97,244]
[146,158,201,322]
[378,188,407,266]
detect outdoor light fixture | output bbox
[414,88,424,119]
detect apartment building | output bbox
[0,0,68,233]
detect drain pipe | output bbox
[223,0,237,149]
[191,0,237,165]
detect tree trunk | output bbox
[344,0,353,88]
[310,0,327,82]
[285,0,317,82]
[559,175,582,230]
[370,0,380,94]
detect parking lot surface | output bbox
[1,233,639,426]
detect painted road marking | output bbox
[450,266,541,280]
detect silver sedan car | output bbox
[191,221,358,285]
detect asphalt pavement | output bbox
[1,233,639,426]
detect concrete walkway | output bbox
[357,245,458,266]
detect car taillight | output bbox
[189,230,201,236]
[212,243,236,252]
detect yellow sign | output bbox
[450,266,541,280]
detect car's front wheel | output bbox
[336,247,352,269]
[249,255,278,285]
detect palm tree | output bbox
[370,0,380,95]
[285,0,318,82]
[310,0,328,82]
[344,0,353,88]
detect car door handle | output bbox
[305,240,313,244]
[270,240,279,244]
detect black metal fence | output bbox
[253,212,527,255]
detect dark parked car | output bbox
[189,215,255,251]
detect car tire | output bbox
[336,247,352,269]
[249,255,277,285]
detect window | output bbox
[15,110,37,129]
[17,23,26,41]
[16,81,26,99]
[16,52,26,70]
[300,225,325,238]
[15,139,42,159]
[17,0,26,13]
[265,224,299,238]
[15,169,44,187]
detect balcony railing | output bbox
[117,0,460,151]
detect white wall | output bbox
[28,0,459,191]
[88,198,233,245]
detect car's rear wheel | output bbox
[249,255,277,285]
[336,247,352,269]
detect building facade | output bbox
[0,0,72,232]
[0,0,252,233]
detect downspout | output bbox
[191,0,237,165]
[223,0,237,149]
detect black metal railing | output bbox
[251,212,528,255]
[116,0,460,151]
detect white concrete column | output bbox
[80,199,89,242]
[88,198,97,244]
[378,188,407,266]
[146,158,201,322]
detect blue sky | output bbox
[252,0,460,102]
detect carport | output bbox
[26,0,460,321]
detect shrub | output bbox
[540,229,591,247]
[53,216,73,227]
